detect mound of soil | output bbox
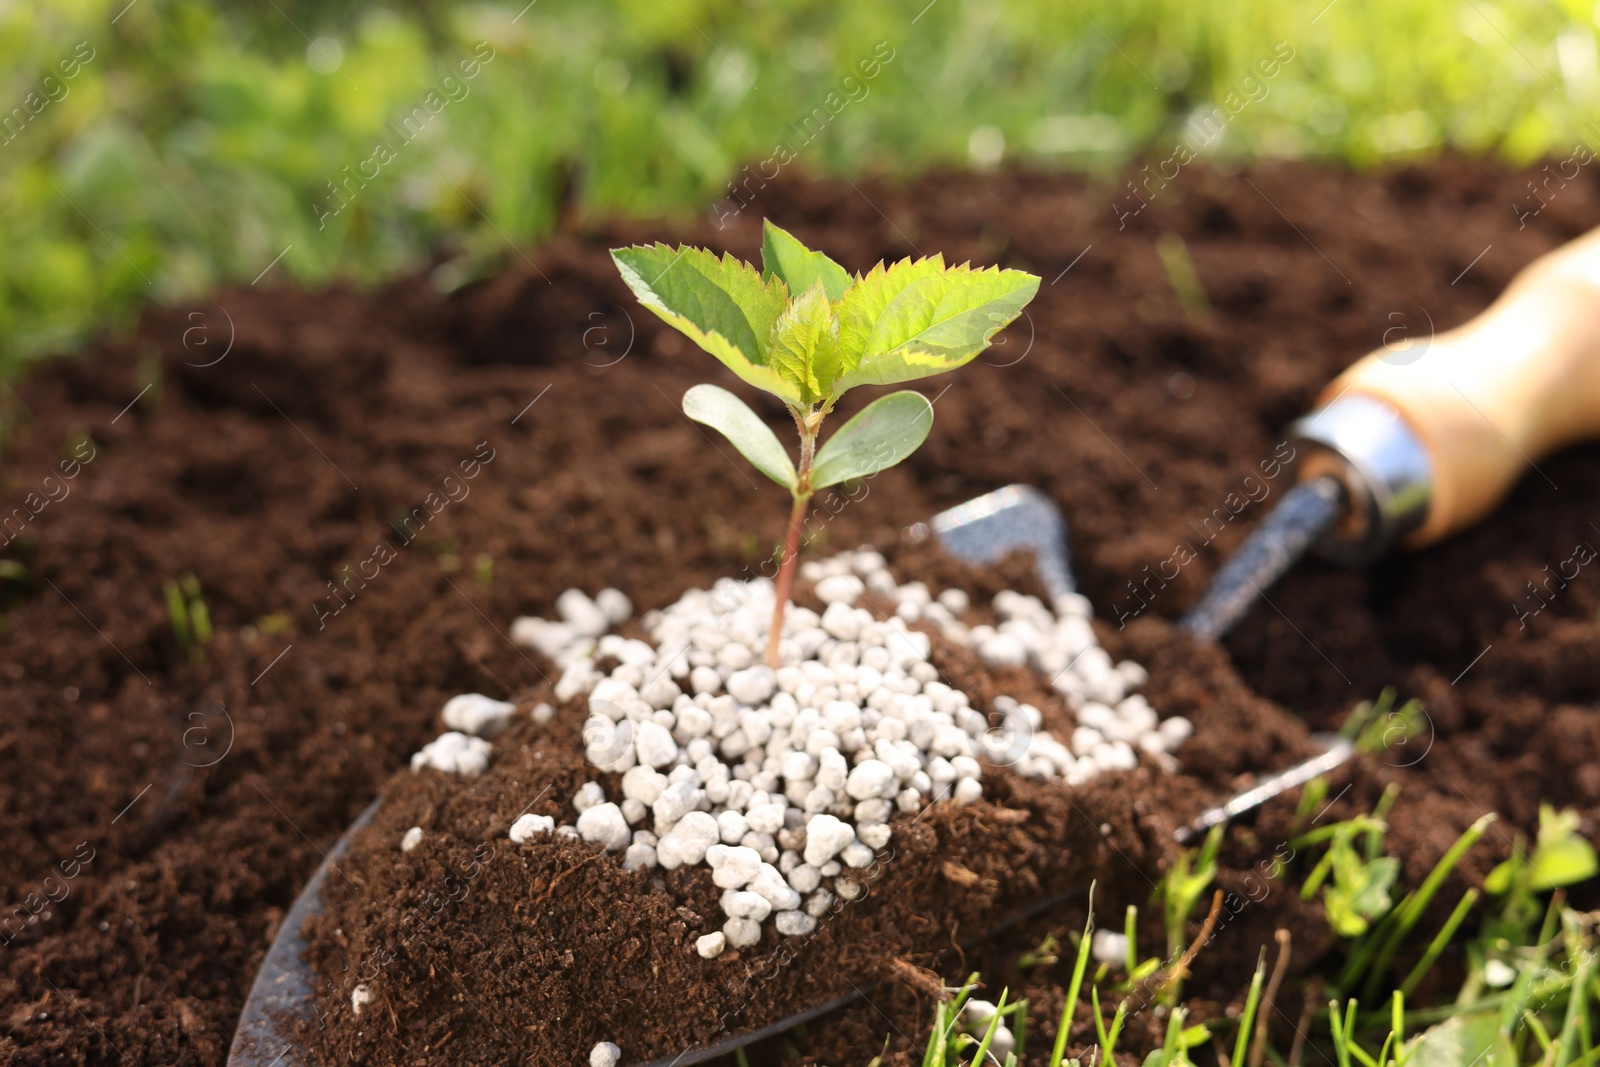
[2,155,1598,1066]
[293,550,1317,1066]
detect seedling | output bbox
[1091,983,1128,1063]
[1152,823,1223,1004]
[1293,775,1331,834]
[919,973,979,1065]
[256,612,293,635]
[612,221,1039,666]
[1297,815,1399,939]
[1143,1006,1212,1067]
[909,814,1592,1067]
[1342,688,1428,761]
[1019,932,1061,971]
[165,572,213,663]
[1303,806,1497,998]
[1155,233,1210,320]
[1483,804,1599,944]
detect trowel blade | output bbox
[930,484,1075,602]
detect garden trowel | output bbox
[1181,224,1600,641]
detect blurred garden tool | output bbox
[1181,225,1600,641]
[931,484,1355,838]
[930,483,1075,599]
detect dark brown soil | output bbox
[292,552,1315,1067]
[2,155,1599,1066]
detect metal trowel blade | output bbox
[930,484,1075,602]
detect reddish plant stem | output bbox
[765,415,818,668]
[764,490,810,667]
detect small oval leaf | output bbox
[682,384,798,489]
[810,390,933,489]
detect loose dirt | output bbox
[3,156,1598,1066]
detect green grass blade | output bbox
[1394,990,1407,1048]
[928,976,981,1067]
[1161,1006,1189,1066]
[1375,1031,1396,1067]
[1400,890,1479,998]
[1347,1035,1381,1067]
[1303,850,1337,901]
[1538,893,1563,949]
[164,579,190,651]
[1106,997,1128,1062]
[1367,784,1399,862]
[1331,999,1379,1067]
[1155,233,1211,319]
[923,999,949,1067]
[1555,952,1594,1067]
[971,991,1009,1067]
[1331,1000,1354,1067]
[1233,951,1268,1067]
[1295,818,1387,849]
[1093,984,1127,1063]
[1360,814,1496,999]
[1296,777,1330,827]
[1051,888,1097,1067]
[1527,1012,1555,1056]
[190,596,212,644]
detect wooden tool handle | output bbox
[1321,226,1600,547]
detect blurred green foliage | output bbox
[3,0,1599,373]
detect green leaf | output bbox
[832,256,1040,396]
[681,384,797,489]
[611,244,796,402]
[1349,856,1400,917]
[762,220,853,302]
[834,254,944,366]
[1128,957,1162,982]
[1530,836,1598,890]
[1404,1014,1516,1067]
[810,390,933,489]
[1142,1048,1173,1067]
[1323,840,1398,937]
[1527,806,1598,890]
[765,280,843,406]
[1483,857,1517,896]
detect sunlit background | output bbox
[5,0,1600,372]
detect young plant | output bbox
[1161,824,1224,959]
[1297,815,1400,940]
[919,973,980,1066]
[1153,823,1223,1004]
[1343,687,1429,761]
[165,572,213,663]
[612,221,1039,666]
[1311,808,1497,998]
[1482,804,1599,944]
[1019,932,1061,971]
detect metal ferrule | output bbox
[1288,393,1433,565]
